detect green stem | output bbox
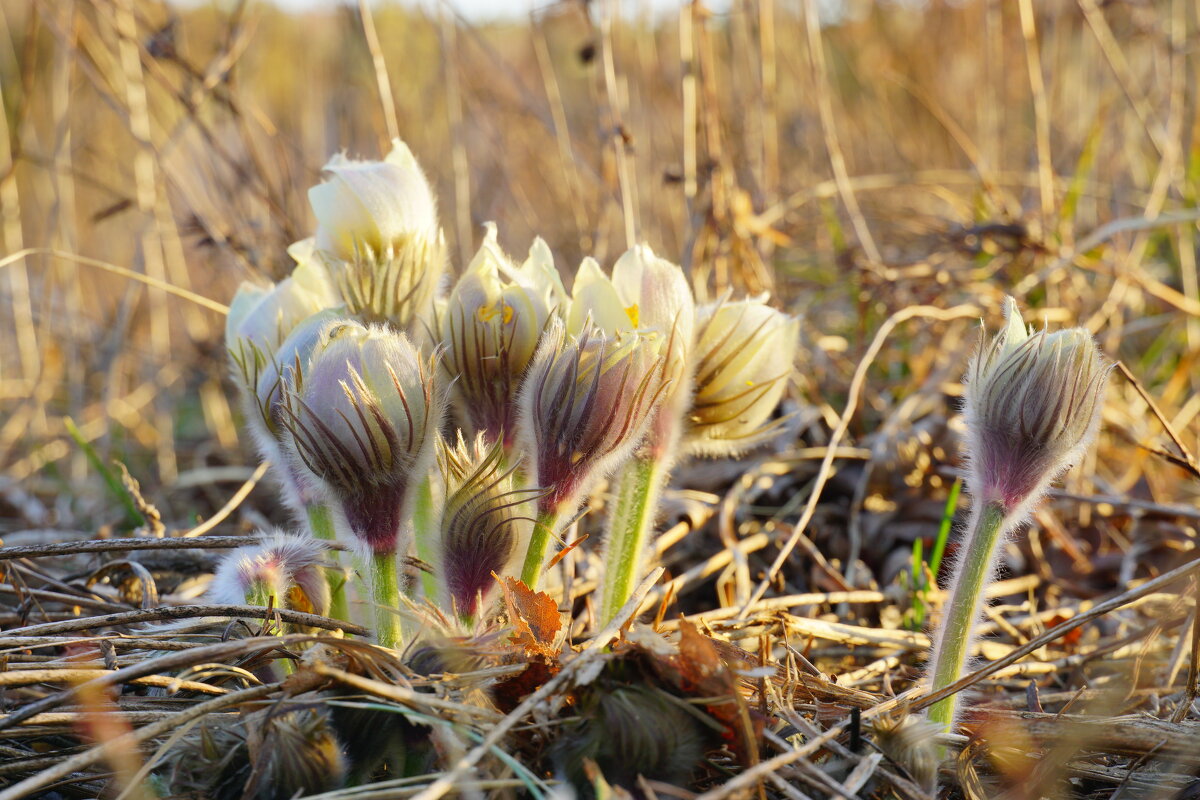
[926,501,1008,730]
[370,551,402,650]
[599,455,665,626]
[411,475,439,600]
[307,503,350,624]
[244,581,292,674]
[520,508,559,589]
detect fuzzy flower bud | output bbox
[963,296,1109,517]
[441,225,566,445]
[518,318,669,516]
[210,530,331,617]
[437,432,540,620]
[686,295,799,455]
[281,322,445,555]
[308,139,446,328]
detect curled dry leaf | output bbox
[497,574,561,656]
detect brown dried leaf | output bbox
[496,574,561,656]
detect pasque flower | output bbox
[280,321,445,648]
[308,138,446,329]
[925,297,1109,734]
[211,530,331,618]
[516,318,669,587]
[962,296,1108,519]
[686,295,799,456]
[436,432,541,621]
[569,246,698,623]
[441,225,566,446]
[226,259,339,365]
[280,321,443,555]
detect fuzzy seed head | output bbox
[964,297,1110,515]
[686,295,799,456]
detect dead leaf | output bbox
[496,574,561,657]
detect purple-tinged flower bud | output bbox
[210,530,331,617]
[437,432,541,620]
[280,323,446,556]
[686,295,799,456]
[308,139,446,329]
[517,318,669,517]
[441,226,565,445]
[963,296,1110,518]
[567,247,696,457]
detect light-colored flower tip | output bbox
[437,431,541,620]
[518,317,670,516]
[236,312,351,513]
[685,295,799,456]
[440,226,558,445]
[225,260,339,380]
[568,246,697,455]
[280,322,446,555]
[309,138,438,258]
[964,296,1110,516]
[210,530,331,616]
[308,139,446,328]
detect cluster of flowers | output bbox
[218,139,800,647]
[214,139,1113,764]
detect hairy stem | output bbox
[520,508,559,590]
[307,503,349,623]
[600,455,665,626]
[926,501,1008,730]
[370,551,402,650]
[411,475,439,600]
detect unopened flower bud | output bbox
[281,323,445,555]
[211,530,331,617]
[518,318,668,516]
[964,296,1109,516]
[437,432,540,620]
[686,296,799,455]
[308,139,446,328]
[441,226,565,444]
[617,246,695,453]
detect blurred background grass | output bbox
[1,0,1197,542]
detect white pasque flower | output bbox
[685,295,799,456]
[307,138,446,328]
[567,245,695,456]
